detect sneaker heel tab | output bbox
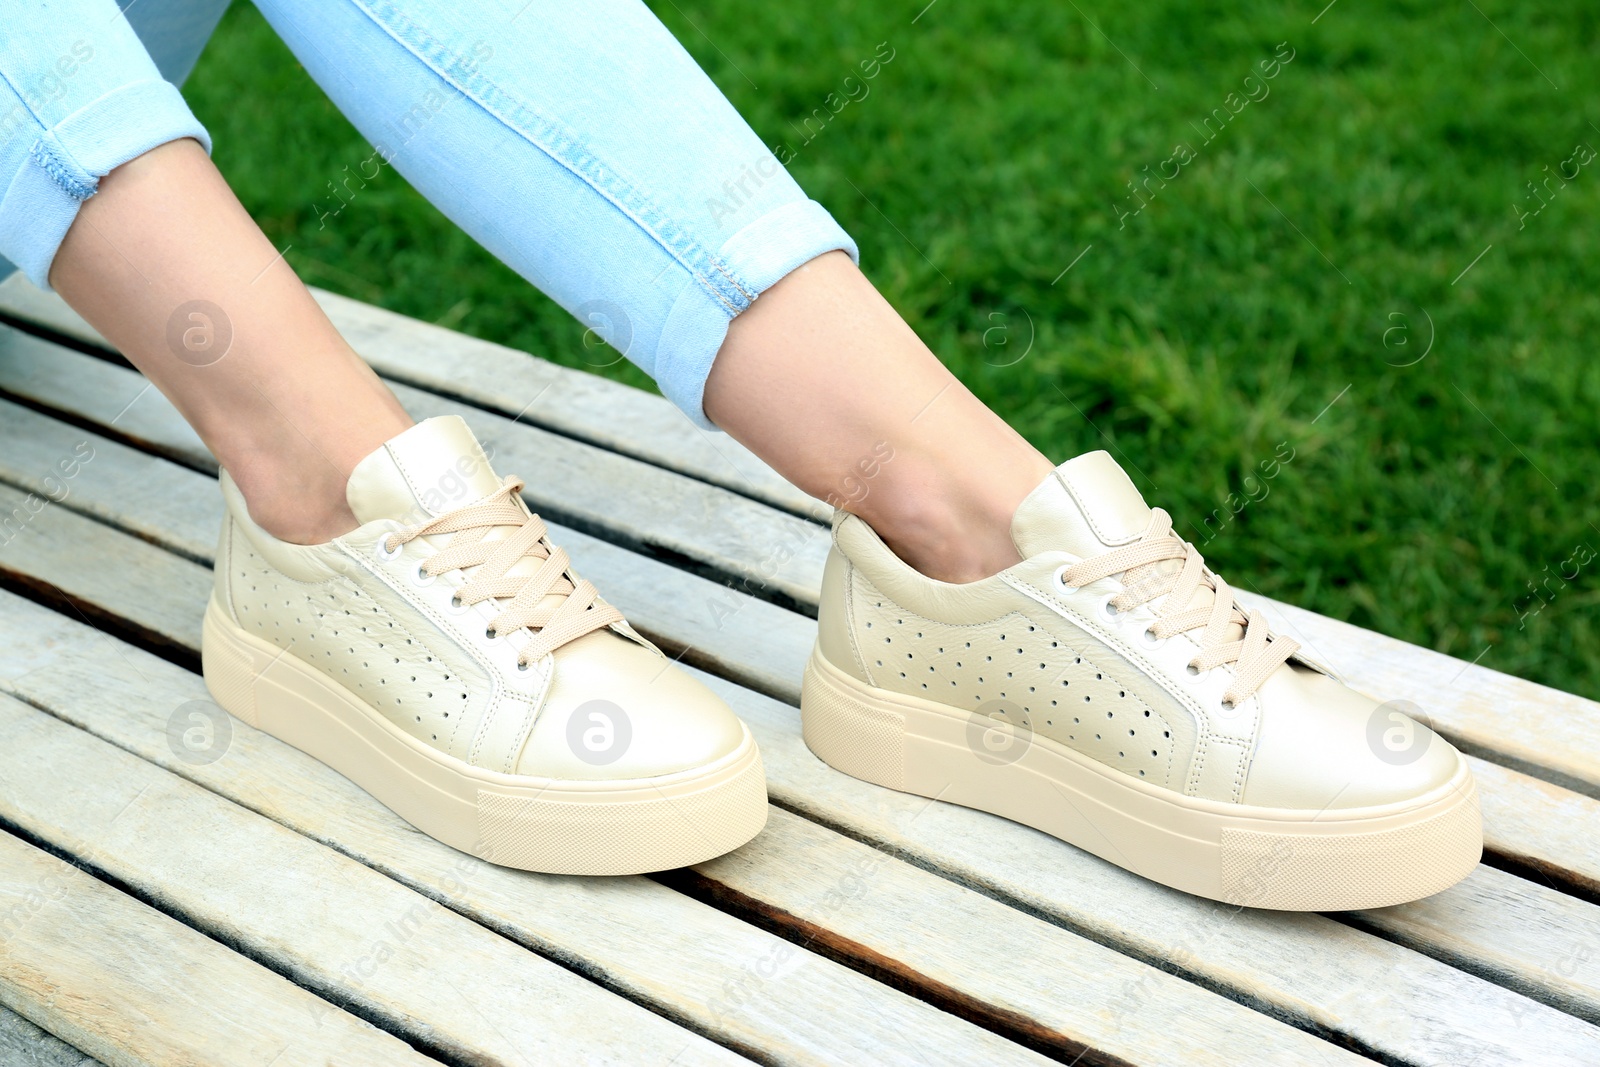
[213,498,237,621]
[215,472,352,582]
[831,509,895,564]
[818,536,869,681]
[829,508,877,555]
[217,467,243,507]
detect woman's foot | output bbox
[203,415,767,873]
[803,450,1481,910]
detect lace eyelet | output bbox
[516,660,530,672]
[374,535,403,562]
[1096,594,1122,624]
[1139,627,1166,649]
[484,627,500,642]
[446,594,471,616]
[410,563,436,588]
[1052,564,1079,595]
[1185,663,1201,676]
[1220,698,1237,712]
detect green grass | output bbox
[185,1,1600,700]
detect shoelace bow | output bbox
[1059,508,1299,706]
[383,477,623,666]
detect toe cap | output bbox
[1240,663,1463,810]
[514,630,748,780]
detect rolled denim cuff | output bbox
[657,197,858,429]
[0,78,211,289]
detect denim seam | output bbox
[0,65,94,204]
[27,137,98,201]
[0,65,98,202]
[712,261,757,301]
[354,1,755,318]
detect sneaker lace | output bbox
[1059,507,1299,706]
[382,476,623,666]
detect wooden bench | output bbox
[1,273,1598,1066]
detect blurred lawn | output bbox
[186,1,1599,700]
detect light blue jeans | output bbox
[0,0,857,426]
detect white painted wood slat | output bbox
[0,572,1362,1065]
[4,406,1599,922]
[3,685,1364,1067]
[0,1002,103,1067]
[0,695,750,1067]
[4,284,1600,1064]
[2,503,1597,1063]
[0,595,1060,1067]
[0,831,440,1067]
[696,668,1600,1066]
[683,807,1368,1065]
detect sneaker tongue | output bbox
[346,416,502,526]
[345,416,571,636]
[1013,451,1245,645]
[1011,451,1152,559]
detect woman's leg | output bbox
[704,252,1054,582]
[0,0,222,285]
[7,3,769,876]
[2,0,411,545]
[251,0,1050,582]
[49,138,413,544]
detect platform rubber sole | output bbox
[202,596,768,875]
[801,645,1481,910]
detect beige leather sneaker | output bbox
[803,451,1480,910]
[202,416,766,874]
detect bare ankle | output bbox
[851,453,1048,583]
[196,399,410,545]
[225,455,360,545]
[876,520,1020,584]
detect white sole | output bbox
[202,596,768,875]
[801,645,1480,910]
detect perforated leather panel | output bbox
[226,527,493,761]
[852,573,1178,787]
